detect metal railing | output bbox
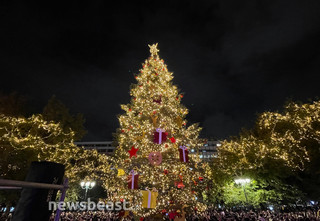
[0,178,69,221]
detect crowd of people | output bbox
[186,208,320,221]
[1,207,320,220]
[51,207,320,221]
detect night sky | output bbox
[1,0,320,141]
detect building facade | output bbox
[74,141,115,155]
[75,140,220,160]
[192,140,220,160]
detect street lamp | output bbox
[80,180,95,200]
[234,178,250,203]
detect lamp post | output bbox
[80,181,95,200]
[235,178,250,203]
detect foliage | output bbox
[210,100,320,206]
[0,114,109,203]
[43,95,87,141]
[0,92,27,117]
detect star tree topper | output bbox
[148,43,159,56]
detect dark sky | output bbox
[1,0,320,141]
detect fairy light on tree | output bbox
[105,43,208,217]
[210,100,320,206]
[0,114,110,196]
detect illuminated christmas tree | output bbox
[107,44,208,217]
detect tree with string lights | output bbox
[0,114,110,204]
[105,44,208,218]
[209,100,320,206]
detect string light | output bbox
[104,43,208,216]
[0,114,110,189]
[211,100,320,205]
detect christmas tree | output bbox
[107,43,207,217]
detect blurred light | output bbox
[81,180,95,189]
[310,201,315,205]
[235,178,251,185]
[268,206,274,211]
